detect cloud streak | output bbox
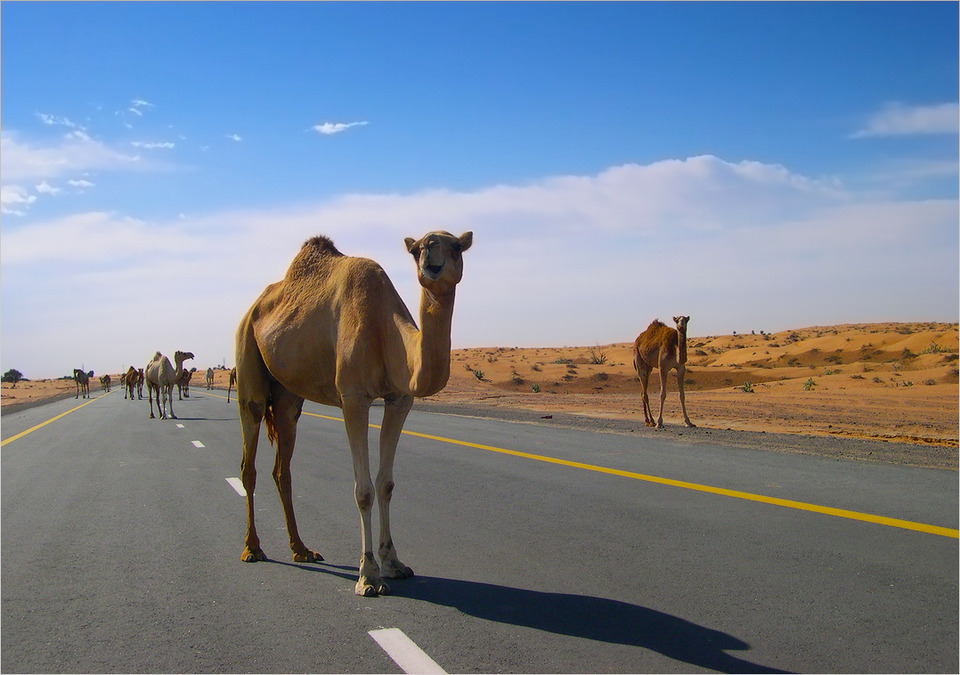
[2,155,956,379]
[312,121,369,135]
[851,102,960,138]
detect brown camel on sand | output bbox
[136,368,145,399]
[235,230,472,597]
[226,367,236,403]
[176,369,193,400]
[145,351,194,419]
[123,366,138,400]
[206,368,215,390]
[73,369,92,399]
[632,316,695,429]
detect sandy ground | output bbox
[4,322,957,468]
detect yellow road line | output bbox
[302,409,959,539]
[1,393,108,447]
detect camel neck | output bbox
[408,287,455,397]
[677,329,688,364]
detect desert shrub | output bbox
[825,354,842,364]
[511,375,525,385]
[802,378,816,391]
[694,349,708,357]
[473,369,484,381]
[589,348,608,365]
[739,382,754,393]
[872,376,883,384]
[531,384,541,393]
[824,369,840,376]
[850,374,865,380]
[552,358,573,365]
[924,379,937,386]
[920,342,948,355]
[593,372,609,382]
[901,380,915,387]
[531,363,542,372]
[787,357,800,367]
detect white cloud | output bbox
[312,121,369,135]
[0,131,143,180]
[0,185,37,215]
[67,178,96,189]
[131,141,175,149]
[36,112,83,130]
[851,102,960,138]
[2,156,956,379]
[34,180,60,195]
[227,134,243,142]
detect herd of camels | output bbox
[76,230,694,597]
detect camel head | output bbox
[404,231,473,289]
[174,351,195,365]
[673,316,690,334]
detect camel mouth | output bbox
[422,263,444,279]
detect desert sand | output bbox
[4,322,957,463]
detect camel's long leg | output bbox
[167,384,177,419]
[676,364,696,428]
[638,365,655,427]
[342,393,387,597]
[269,385,322,563]
[239,395,266,562]
[148,383,157,418]
[656,361,670,429]
[377,395,414,579]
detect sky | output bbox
[1,1,958,380]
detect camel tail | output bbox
[264,404,277,447]
[631,340,641,375]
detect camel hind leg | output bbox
[376,394,415,580]
[269,383,323,563]
[637,365,656,427]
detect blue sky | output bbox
[2,1,958,380]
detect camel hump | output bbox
[285,236,344,281]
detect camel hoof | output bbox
[355,579,390,597]
[381,560,414,579]
[293,549,324,563]
[686,422,697,428]
[241,547,267,563]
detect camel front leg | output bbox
[377,395,415,580]
[656,366,669,429]
[148,384,157,418]
[343,394,388,597]
[167,385,177,419]
[676,364,696,428]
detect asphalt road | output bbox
[2,389,957,673]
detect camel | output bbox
[632,316,695,429]
[176,369,193,400]
[206,368,215,390]
[144,351,194,419]
[73,369,92,399]
[100,374,112,392]
[123,366,139,400]
[235,230,472,597]
[226,367,236,403]
[136,368,145,399]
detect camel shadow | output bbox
[267,561,788,673]
[393,576,789,674]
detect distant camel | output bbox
[73,369,92,399]
[235,230,472,596]
[226,367,236,403]
[99,374,112,392]
[206,368,215,389]
[144,351,194,419]
[176,369,193,400]
[136,368,145,399]
[632,316,695,429]
[119,371,127,394]
[123,366,138,400]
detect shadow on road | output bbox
[394,575,790,674]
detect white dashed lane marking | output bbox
[369,628,446,674]
[225,477,246,496]
[176,424,185,429]
[191,440,205,448]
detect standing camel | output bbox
[206,368,215,390]
[226,367,236,403]
[145,351,194,419]
[73,369,91,399]
[100,374,112,392]
[136,368,145,399]
[632,316,695,429]
[123,366,138,400]
[236,230,472,597]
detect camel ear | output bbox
[459,231,473,252]
[404,237,418,255]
